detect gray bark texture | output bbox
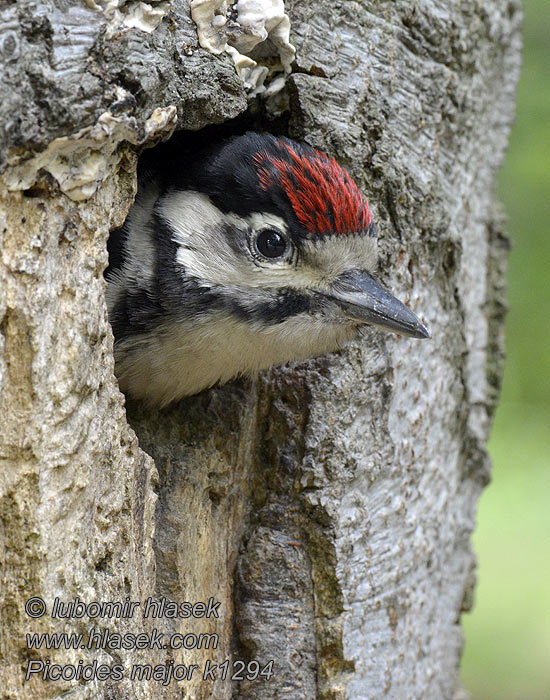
[0,1,521,699]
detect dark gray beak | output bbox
[327,270,430,339]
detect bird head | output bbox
[162,133,429,339]
[107,132,429,404]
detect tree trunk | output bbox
[0,1,521,699]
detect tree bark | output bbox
[0,1,521,699]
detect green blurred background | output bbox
[461,0,550,698]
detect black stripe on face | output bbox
[222,290,312,325]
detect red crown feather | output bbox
[253,140,372,235]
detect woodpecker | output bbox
[106,132,430,406]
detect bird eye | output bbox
[255,229,288,259]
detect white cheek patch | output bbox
[161,190,301,289]
[162,190,251,286]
